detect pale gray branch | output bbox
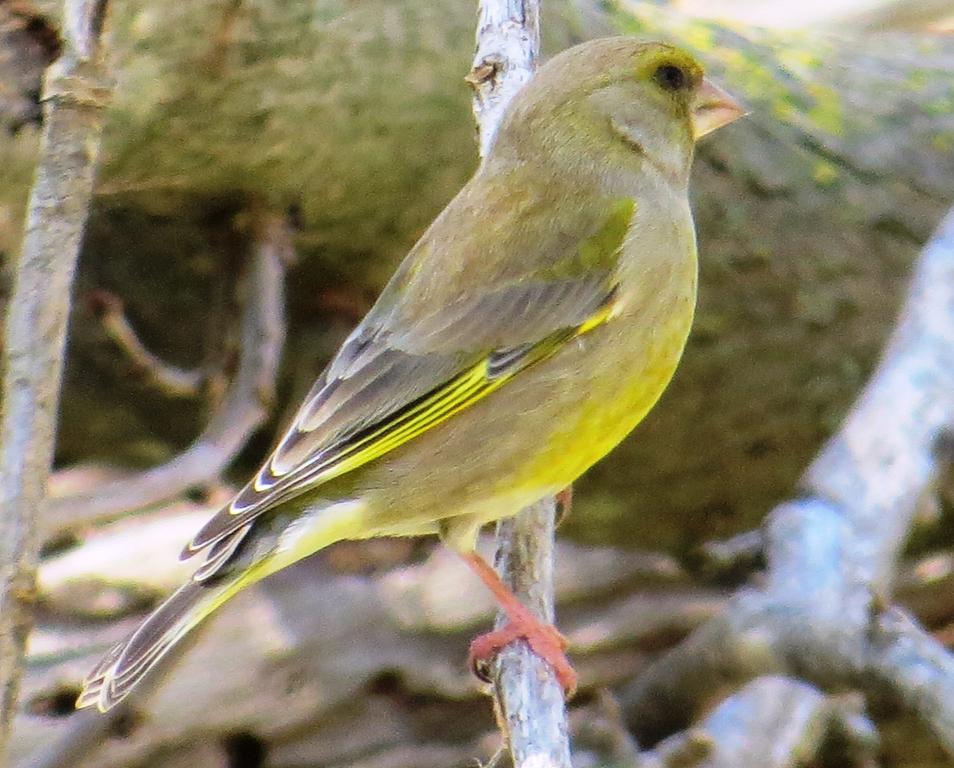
[42,213,291,538]
[469,2,570,767]
[647,677,878,768]
[18,706,129,768]
[469,0,539,158]
[804,205,954,591]
[0,0,112,759]
[491,503,572,768]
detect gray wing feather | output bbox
[183,274,613,556]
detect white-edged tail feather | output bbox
[77,576,244,712]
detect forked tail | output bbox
[77,498,365,712]
[76,573,248,712]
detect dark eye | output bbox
[654,64,687,92]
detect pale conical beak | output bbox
[691,78,746,140]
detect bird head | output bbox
[492,38,744,186]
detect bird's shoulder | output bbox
[376,161,637,333]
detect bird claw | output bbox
[468,618,577,696]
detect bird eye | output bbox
[653,64,687,92]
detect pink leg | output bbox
[461,552,577,696]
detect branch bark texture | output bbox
[469,2,571,767]
[492,505,573,768]
[469,0,539,158]
[0,0,111,759]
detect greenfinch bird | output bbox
[78,37,742,712]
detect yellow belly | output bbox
[350,227,698,544]
[508,286,695,496]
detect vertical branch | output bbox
[469,3,570,767]
[468,0,539,158]
[493,502,573,768]
[0,0,112,758]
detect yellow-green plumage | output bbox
[79,37,741,712]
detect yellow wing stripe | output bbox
[291,299,618,489]
[300,353,520,486]
[228,294,618,524]
[577,296,620,334]
[251,361,482,493]
[269,361,487,484]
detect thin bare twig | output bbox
[0,0,112,758]
[88,289,206,398]
[41,213,291,538]
[621,206,954,753]
[469,2,569,767]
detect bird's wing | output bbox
[183,192,635,557]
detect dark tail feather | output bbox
[77,576,240,712]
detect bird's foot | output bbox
[468,610,577,696]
